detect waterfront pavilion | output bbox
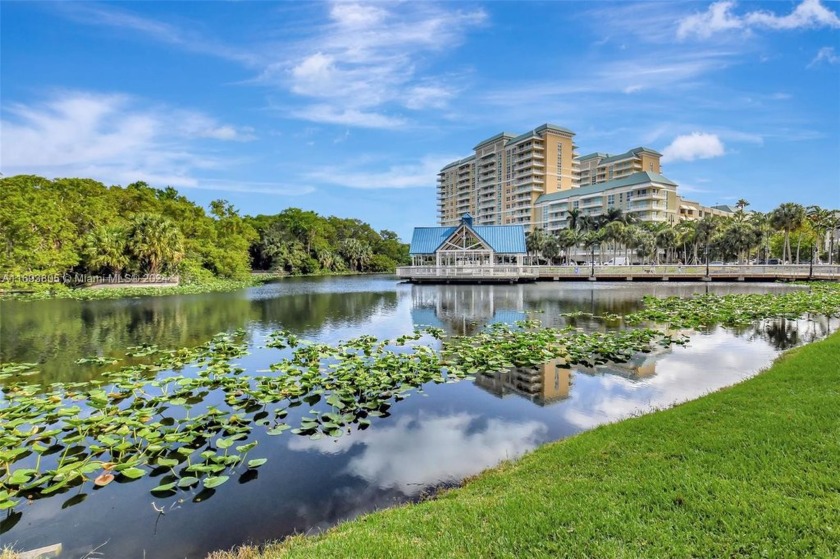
[408,214,527,267]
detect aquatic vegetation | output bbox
[0,278,265,302]
[0,321,679,516]
[624,282,840,328]
[2,282,838,517]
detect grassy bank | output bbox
[211,330,840,559]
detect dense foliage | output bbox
[245,209,408,275]
[526,200,839,266]
[0,176,409,291]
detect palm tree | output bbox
[338,238,372,271]
[734,199,750,223]
[633,229,656,265]
[555,228,579,264]
[603,207,624,223]
[566,208,581,231]
[127,214,184,275]
[675,220,697,264]
[655,225,677,264]
[578,214,598,233]
[749,211,772,263]
[580,230,603,269]
[826,211,840,265]
[720,220,758,264]
[602,221,625,264]
[542,235,560,264]
[526,228,552,263]
[695,216,719,264]
[807,205,833,264]
[82,225,129,275]
[770,203,805,263]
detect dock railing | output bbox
[397,264,840,281]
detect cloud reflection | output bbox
[288,412,547,495]
[561,326,781,430]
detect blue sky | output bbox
[2,0,839,239]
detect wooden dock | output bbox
[396,264,840,283]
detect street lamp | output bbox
[705,242,710,278]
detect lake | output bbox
[1,276,836,558]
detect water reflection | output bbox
[475,358,572,406]
[0,284,397,383]
[3,278,836,559]
[410,284,526,335]
[289,413,547,496]
[408,282,808,334]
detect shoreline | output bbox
[209,329,840,559]
[0,271,395,302]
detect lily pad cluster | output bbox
[1,331,261,514]
[624,283,840,328]
[0,319,686,516]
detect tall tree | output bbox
[82,226,129,275]
[127,214,185,275]
[770,203,805,263]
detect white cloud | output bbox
[304,155,456,189]
[292,105,406,129]
[661,132,725,162]
[0,91,256,189]
[745,0,840,30]
[677,1,743,39]
[678,0,840,40]
[808,46,840,68]
[55,3,259,65]
[272,1,486,127]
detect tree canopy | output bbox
[0,175,409,283]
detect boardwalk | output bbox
[396,264,840,283]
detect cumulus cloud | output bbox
[677,0,840,40]
[0,91,279,193]
[661,132,725,162]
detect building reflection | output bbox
[474,358,572,406]
[410,284,526,335]
[576,350,664,381]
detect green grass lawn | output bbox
[210,330,840,559]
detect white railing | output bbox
[397,266,539,279]
[397,264,840,280]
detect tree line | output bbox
[525,200,839,266]
[0,175,409,283]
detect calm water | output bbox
[1,277,836,558]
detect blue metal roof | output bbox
[472,225,527,253]
[409,222,526,255]
[409,227,457,254]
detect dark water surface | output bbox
[1,277,836,558]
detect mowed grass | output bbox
[211,332,840,559]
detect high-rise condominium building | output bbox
[437,124,579,228]
[438,123,730,230]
